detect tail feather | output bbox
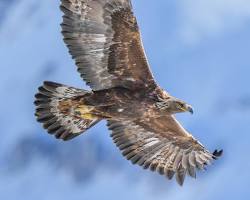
[34,81,100,141]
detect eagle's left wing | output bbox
[108,116,222,186]
[60,0,157,91]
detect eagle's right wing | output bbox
[60,0,157,91]
[108,116,222,186]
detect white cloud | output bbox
[177,0,250,44]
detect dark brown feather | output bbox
[60,0,157,91]
[34,81,100,141]
[108,117,218,185]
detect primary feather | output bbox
[34,0,222,186]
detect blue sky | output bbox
[0,0,250,199]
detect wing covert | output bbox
[60,0,157,91]
[107,116,222,186]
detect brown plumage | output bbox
[34,0,222,186]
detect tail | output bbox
[34,81,100,141]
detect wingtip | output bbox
[212,149,223,159]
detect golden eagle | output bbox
[34,0,222,186]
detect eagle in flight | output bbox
[35,0,222,186]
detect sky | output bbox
[0,0,250,199]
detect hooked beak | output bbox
[185,104,194,114]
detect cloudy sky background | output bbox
[0,0,250,199]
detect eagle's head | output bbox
[156,96,193,115]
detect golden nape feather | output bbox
[34,0,222,186]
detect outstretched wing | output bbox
[108,116,222,186]
[60,0,157,91]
